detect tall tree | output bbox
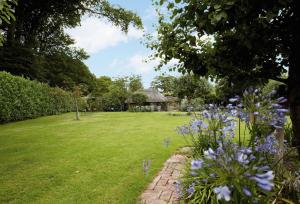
[174,74,213,103]
[0,0,17,46]
[150,0,300,154]
[151,75,176,96]
[92,76,113,97]
[0,0,142,91]
[128,75,143,93]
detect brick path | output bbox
[138,154,187,204]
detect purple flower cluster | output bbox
[250,171,274,191]
[269,97,288,129]
[214,185,231,201]
[177,125,190,135]
[255,134,279,154]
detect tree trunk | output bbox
[74,97,80,120]
[288,0,300,157]
[289,88,300,156]
[6,20,16,47]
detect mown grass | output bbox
[0,112,189,204]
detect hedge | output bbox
[0,71,82,122]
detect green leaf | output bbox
[167,3,174,9]
[214,4,221,10]
[213,11,227,22]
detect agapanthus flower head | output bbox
[202,110,211,119]
[229,96,240,103]
[226,103,234,109]
[240,147,252,154]
[251,171,274,191]
[276,108,289,113]
[177,125,190,135]
[237,152,249,165]
[204,148,216,159]
[255,134,278,154]
[277,97,287,103]
[191,159,204,170]
[255,102,261,108]
[209,173,217,178]
[214,185,231,201]
[271,103,282,108]
[187,185,195,196]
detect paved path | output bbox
[138,154,187,204]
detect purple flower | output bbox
[272,103,282,108]
[277,97,287,103]
[276,109,289,113]
[203,110,211,119]
[251,171,274,191]
[209,173,217,178]
[237,152,249,164]
[177,125,190,135]
[240,148,252,154]
[187,185,195,195]
[242,186,252,196]
[204,148,216,159]
[191,159,204,170]
[255,134,278,154]
[229,96,240,102]
[255,171,274,180]
[214,186,231,201]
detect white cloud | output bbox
[66,17,144,54]
[127,54,159,74]
[108,53,180,75]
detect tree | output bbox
[174,74,213,104]
[131,93,147,110]
[1,0,142,49]
[151,75,176,96]
[128,75,143,93]
[92,76,112,97]
[0,0,142,92]
[105,77,128,111]
[72,86,81,120]
[150,0,300,154]
[0,0,17,46]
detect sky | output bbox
[66,0,179,88]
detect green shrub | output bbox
[0,71,76,122]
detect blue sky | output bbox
[66,0,179,87]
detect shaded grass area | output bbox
[0,112,189,204]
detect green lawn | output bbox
[0,112,189,204]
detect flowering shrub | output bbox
[181,136,277,203]
[176,88,298,203]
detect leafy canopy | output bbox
[149,0,295,85]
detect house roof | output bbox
[165,96,179,102]
[126,88,168,103]
[141,88,168,103]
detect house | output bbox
[127,88,179,111]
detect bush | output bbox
[176,88,299,203]
[0,71,77,122]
